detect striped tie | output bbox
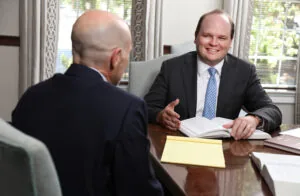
[203,68,217,119]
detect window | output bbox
[56,0,132,81]
[249,0,300,89]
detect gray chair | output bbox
[0,119,62,196]
[170,41,195,55]
[128,54,178,98]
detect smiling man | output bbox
[144,9,282,140]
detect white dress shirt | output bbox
[196,57,224,117]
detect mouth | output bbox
[206,48,219,54]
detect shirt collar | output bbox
[88,67,108,82]
[197,56,224,77]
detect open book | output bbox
[280,128,300,138]
[250,152,300,196]
[179,116,271,139]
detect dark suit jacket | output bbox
[12,64,163,196]
[144,51,282,131]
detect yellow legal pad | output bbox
[161,136,225,168]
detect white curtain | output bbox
[145,0,163,60]
[223,0,254,60]
[295,47,300,123]
[19,0,59,97]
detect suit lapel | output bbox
[181,52,198,117]
[217,55,236,116]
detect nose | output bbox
[209,37,218,46]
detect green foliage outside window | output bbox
[60,0,131,22]
[249,0,300,86]
[58,0,132,81]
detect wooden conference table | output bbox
[148,124,298,196]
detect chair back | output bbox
[128,54,178,98]
[0,119,62,196]
[171,41,195,55]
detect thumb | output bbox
[223,120,234,129]
[168,98,180,110]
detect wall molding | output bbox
[0,35,20,47]
[131,0,147,61]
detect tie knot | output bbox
[208,68,217,76]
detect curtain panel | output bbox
[223,0,254,60]
[145,0,163,60]
[19,0,59,97]
[131,0,163,61]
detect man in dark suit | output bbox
[144,9,282,140]
[12,10,163,196]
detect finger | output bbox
[240,124,251,139]
[164,120,180,130]
[222,120,234,129]
[165,109,180,119]
[232,120,247,140]
[162,109,180,123]
[230,119,241,139]
[244,127,255,139]
[167,99,180,110]
[236,121,248,140]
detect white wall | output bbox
[268,90,295,124]
[0,0,19,121]
[0,46,19,121]
[0,0,19,36]
[162,0,223,45]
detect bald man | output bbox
[12,10,164,196]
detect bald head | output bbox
[71,10,132,67]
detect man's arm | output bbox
[144,62,169,123]
[243,64,282,131]
[144,62,181,130]
[113,99,164,196]
[223,63,282,140]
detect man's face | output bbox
[194,13,232,66]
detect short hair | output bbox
[194,9,235,40]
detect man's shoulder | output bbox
[21,74,62,97]
[226,53,254,67]
[95,81,145,108]
[162,51,197,69]
[109,85,143,103]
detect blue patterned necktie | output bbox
[203,68,217,119]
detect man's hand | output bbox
[156,99,180,130]
[223,116,260,140]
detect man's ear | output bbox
[109,48,122,71]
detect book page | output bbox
[263,164,300,183]
[211,117,233,125]
[262,164,300,196]
[251,152,300,170]
[281,128,300,138]
[161,136,225,168]
[248,130,271,139]
[179,117,230,138]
